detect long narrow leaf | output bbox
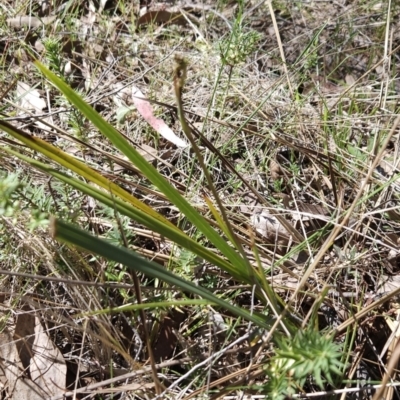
[79,299,214,318]
[34,61,253,280]
[52,218,271,329]
[1,147,246,280]
[0,120,173,228]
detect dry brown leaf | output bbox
[30,316,66,397]
[0,312,48,400]
[138,6,187,26]
[16,82,49,131]
[7,15,57,28]
[292,202,329,237]
[17,82,46,113]
[269,159,282,181]
[139,10,187,25]
[378,275,400,296]
[251,210,290,246]
[34,39,45,53]
[294,202,329,221]
[0,332,46,399]
[14,306,35,372]
[13,308,66,397]
[153,309,186,362]
[345,74,356,85]
[80,9,96,30]
[0,329,26,397]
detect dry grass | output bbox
[1,0,400,398]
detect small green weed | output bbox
[264,329,344,398]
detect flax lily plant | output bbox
[0,58,344,397]
[0,59,285,330]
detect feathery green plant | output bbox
[42,36,64,77]
[218,1,261,67]
[268,329,343,393]
[0,172,21,217]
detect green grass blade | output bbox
[34,61,253,281]
[0,120,173,228]
[1,146,243,278]
[52,218,271,329]
[79,299,214,318]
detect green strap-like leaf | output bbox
[34,61,253,281]
[0,119,173,228]
[52,218,271,329]
[1,147,243,279]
